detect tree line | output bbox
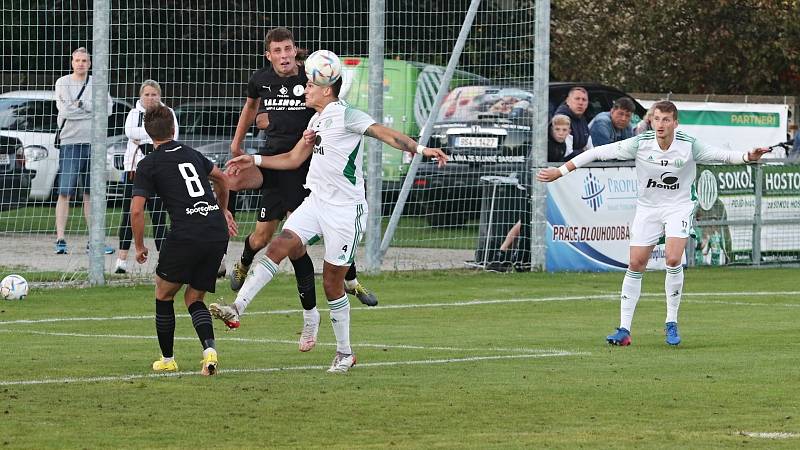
[2,0,798,99]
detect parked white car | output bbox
[0,90,131,200]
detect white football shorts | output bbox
[283,192,367,266]
[629,203,695,246]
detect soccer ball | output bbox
[1,274,28,300]
[305,50,342,87]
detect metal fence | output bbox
[0,0,547,284]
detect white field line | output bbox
[0,352,584,386]
[738,432,800,439]
[0,328,566,354]
[0,291,797,327]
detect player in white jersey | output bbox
[224,60,448,372]
[538,101,770,346]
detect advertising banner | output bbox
[694,164,800,265]
[638,101,789,156]
[545,167,675,272]
[545,164,800,271]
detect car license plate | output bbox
[454,136,498,148]
[0,154,10,166]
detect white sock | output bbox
[344,278,358,290]
[620,269,643,331]
[161,356,174,363]
[303,307,320,327]
[665,265,684,323]
[328,294,351,354]
[234,256,279,315]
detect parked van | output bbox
[339,57,486,208]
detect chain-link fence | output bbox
[0,1,545,284]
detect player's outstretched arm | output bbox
[209,166,238,237]
[130,195,149,263]
[226,133,314,174]
[364,123,448,168]
[537,161,576,182]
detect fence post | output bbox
[751,163,763,265]
[529,0,550,272]
[365,0,385,273]
[89,0,111,285]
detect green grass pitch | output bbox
[0,267,798,449]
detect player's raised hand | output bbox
[303,129,316,146]
[224,210,238,237]
[536,167,562,182]
[135,245,149,264]
[420,147,448,168]
[225,155,254,175]
[748,147,771,162]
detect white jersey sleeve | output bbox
[691,137,748,165]
[569,133,644,168]
[344,105,376,135]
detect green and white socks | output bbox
[234,256,279,314]
[619,269,643,331]
[328,294,351,355]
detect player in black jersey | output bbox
[132,105,238,376]
[214,27,376,342]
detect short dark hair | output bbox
[265,27,295,49]
[652,100,678,120]
[330,76,343,97]
[143,105,175,141]
[612,97,635,113]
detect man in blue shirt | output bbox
[589,97,636,146]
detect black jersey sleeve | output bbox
[132,156,155,198]
[196,149,215,175]
[246,73,260,99]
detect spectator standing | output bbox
[554,86,592,159]
[53,47,114,255]
[114,80,178,273]
[589,97,636,146]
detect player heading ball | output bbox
[224,66,448,373]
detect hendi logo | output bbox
[580,172,605,212]
[646,172,680,190]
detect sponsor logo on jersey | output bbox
[580,172,605,212]
[293,84,304,96]
[646,172,680,190]
[263,98,305,107]
[279,85,289,96]
[186,201,220,216]
[313,135,325,155]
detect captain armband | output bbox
[558,165,570,177]
[253,155,262,167]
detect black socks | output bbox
[291,252,317,310]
